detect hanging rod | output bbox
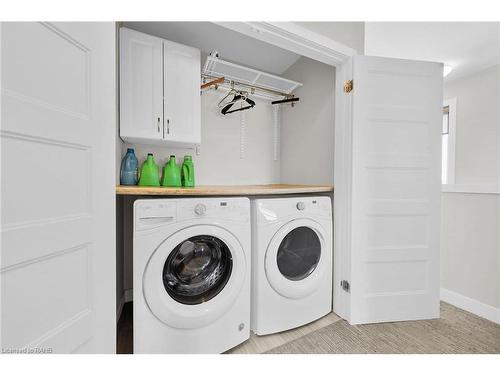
[201,73,294,100]
[200,76,225,90]
[272,97,300,105]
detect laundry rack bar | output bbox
[202,73,297,100]
[200,76,225,90]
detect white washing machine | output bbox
[251,196,332,335]
[133,197,251,353]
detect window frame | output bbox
[442,98,457,185]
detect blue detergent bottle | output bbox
[120,148,139,185]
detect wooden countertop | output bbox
[116,184,334,196]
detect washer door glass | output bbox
[163,235,233,305]
[276,226,321,281]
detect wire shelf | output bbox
[202,55,302,100]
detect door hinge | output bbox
[341,280,350,293]
[343,80,353,93]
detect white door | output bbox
[1,22,116,353]
[334,55,442,324]
[119,27,163,144]
[163,40,201,146]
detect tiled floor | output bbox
[226,312,342,354]
[116,303,340,354]
[266,303,500,354]
[116,302,500,354]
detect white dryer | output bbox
[133,198,250,353]
[251,196,332,335]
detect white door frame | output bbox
[215,22,356,67]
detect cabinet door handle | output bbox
[157,117,161,133]
[166,119,170,135]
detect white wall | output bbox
[440,65,500,322]
[444,65,500,185]
[119,89,279,186]
[441,193,500,313]
[280,57,335,185]
[296,22,365,54]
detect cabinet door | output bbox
[334,55,443,324]
[120,28,163,144]
[163,40,201,146]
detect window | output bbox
[442,106,450,183]
[442,98,456,184]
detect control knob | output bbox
[194,204,207,216]
[296,202,305,211]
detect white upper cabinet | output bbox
[120,28,163,143]
[119,28,201,147]
[164,40,201,146]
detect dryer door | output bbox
[265,219,328,299]
[143,225,246,329]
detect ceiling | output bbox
[122,22,301,75]
[365,22,500,82]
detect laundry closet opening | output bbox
[115,22,336,354]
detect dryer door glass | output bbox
[277,226,321,281]
[162,235,233,305]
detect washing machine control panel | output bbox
[135,199,250,230]
[179,199,249,222]
[134,202,177,231]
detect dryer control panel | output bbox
[253,196,332,224]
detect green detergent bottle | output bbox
[138,153,160,186]
[161,155,182,187]
[182,155,195,188]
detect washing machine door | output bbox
[143,224,246,329]
[265,218,327,299]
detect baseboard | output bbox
[440,288,500,324]
[124,288,133,303]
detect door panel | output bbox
[335,55,442,324]
[1,22,116,353]
[119,27,163,143]
[163,40,201,145]
[2,245,91,350]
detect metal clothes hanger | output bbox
[217,88,238,108]
[221,91,256,115]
